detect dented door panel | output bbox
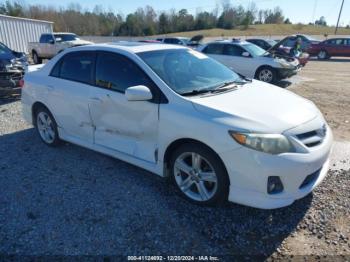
[89,89,159,163]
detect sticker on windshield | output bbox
[188,50,207,59]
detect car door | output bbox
[46,34,56,57]
[327,39,343,56]
[222,44,253,77]
[202,43,228,67]
[47,51,95,143]
[344,39,350,57]
[39,34,50,58]
[338,39,349,56]
[89,51,160,163]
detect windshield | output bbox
[180,38,190,44]
[266,39,277,46]
[303,35,318,41]
[54,34,79,42]
[242,43,266,57]
[138,49,242,95]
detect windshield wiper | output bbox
[181,79,250,97]
[181,89,212,96]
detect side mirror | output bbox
[242,52,250,57]
[125,85,153,101]
[48,39,55,44]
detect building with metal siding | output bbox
[0,14,53,53]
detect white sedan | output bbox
[197,40,300,83]
[21,42,332,209]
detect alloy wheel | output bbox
[259,69,273,83]
[174,152,218,202]
[36,111,56,144]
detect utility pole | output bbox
[335,0,345,34]
[312,0,318,24]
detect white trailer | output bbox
[0,14,53,53]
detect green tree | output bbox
[158,12,169,34]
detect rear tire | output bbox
[34,106,61,147]
[169,143,229,206]
[32,51,42,64]
[255,66,276,83]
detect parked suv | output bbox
[28,33,92,64]
[22,43,332,209]
[198,40,300,83]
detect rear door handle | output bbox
[90,97,103,103]
[47,85,54,91]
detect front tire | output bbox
[256,66,276,83]
[317,50,329,60]
[170,144,229,206]
[35,107,61,147]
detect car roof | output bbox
[70,42,187,54]
[248,38,275,41]
[53,32,76,35]
[164,37,189,39]
[208,40,250,46]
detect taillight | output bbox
[19,79,24,88]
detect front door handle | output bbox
[90,97,103,103]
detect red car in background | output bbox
[307,38,350,59]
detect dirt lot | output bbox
[289,58,350,141]
[0,58,349,260]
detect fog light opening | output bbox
[267,176,284,194]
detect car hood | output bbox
[66,39,93,46]
[190,80,319,133]
[0,52,15,61]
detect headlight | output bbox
[276,59,293,68]
[229,131,295,155]
[5,63,13,71]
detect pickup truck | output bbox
[28,33,92,64]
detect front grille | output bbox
[299,168,321,189]
[296,125,327,148]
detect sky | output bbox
[25,0,350,26]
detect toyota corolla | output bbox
[21,42,333,209]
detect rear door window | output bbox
[223,44,245,56]
[164,38,179,44]
[54,51,95,84]
[328,39,344,45]
[202,44,225,55]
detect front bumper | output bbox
[275,66,300,80]
[220,125,333,209]
[0,70,23,88]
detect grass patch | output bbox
[156,24,350,38]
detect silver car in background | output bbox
[197,40,300,84]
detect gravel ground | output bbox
[0,60,350,260]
